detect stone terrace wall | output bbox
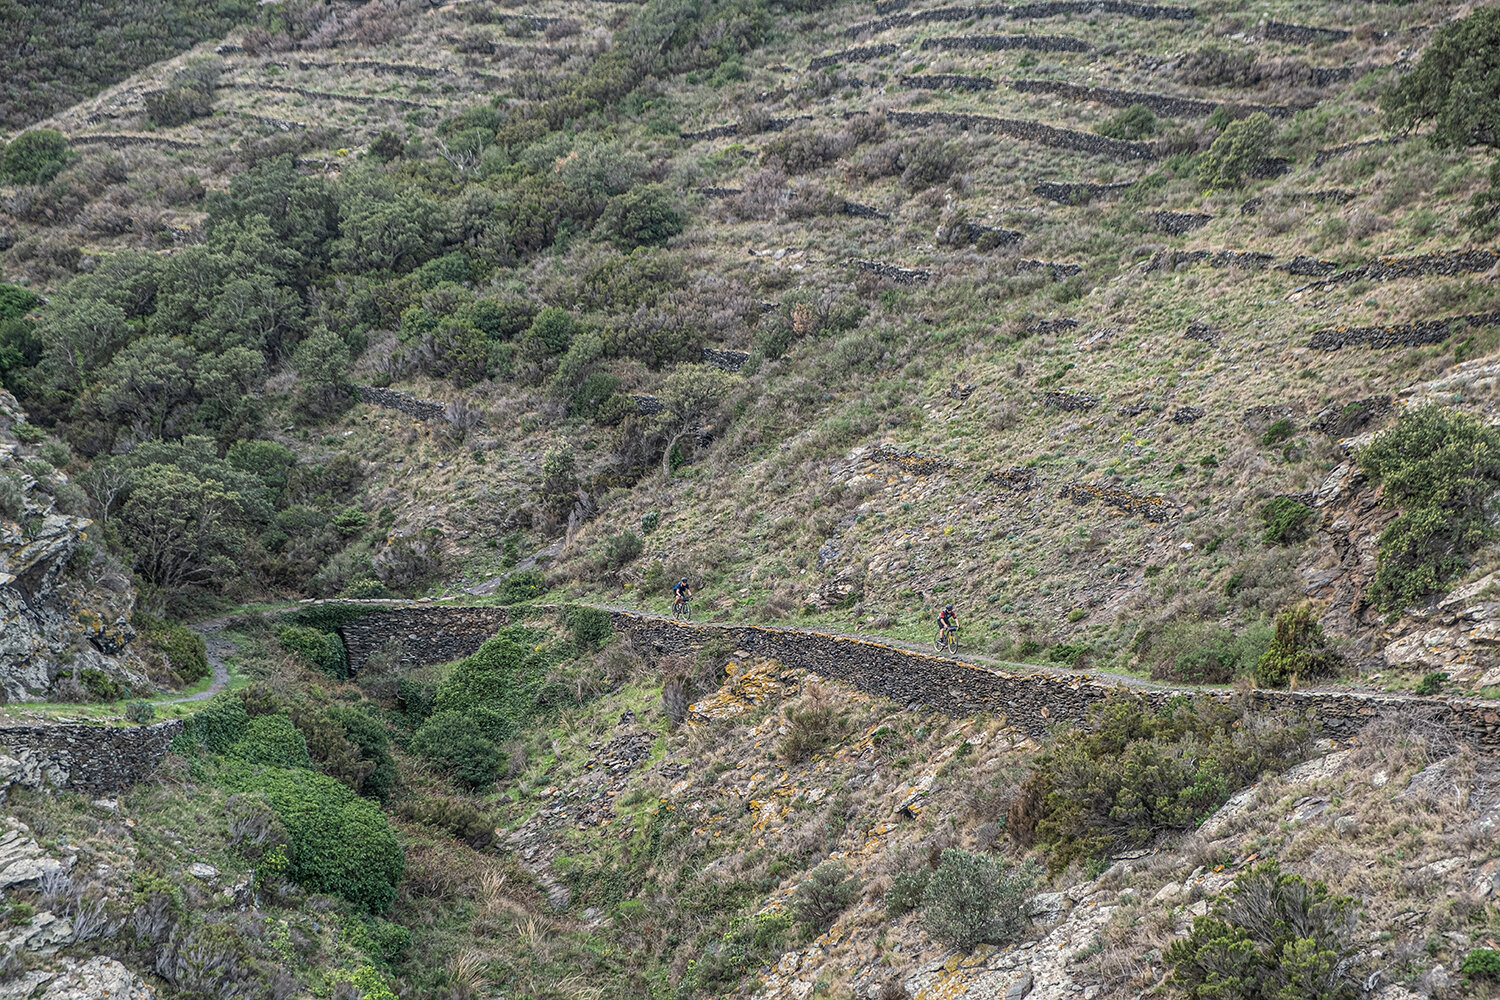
[0,720,184,794]
[1309,311,1500,351]
[356,385,447,421]
[1009,79,1297,119]
[1033,180,1134,204]
[1304,249,1500,290]
[339,606,517,670]
[846,1,1192,37]
[607,613,1500,750]
[809,43,899,69]
[1264,20,1351,43]
[922,33,1091,52]
[886,110,1159,160]
[67,134,201,151]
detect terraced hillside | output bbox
[0,0,1499,995]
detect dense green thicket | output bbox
[1010,698,1311,870]
[0,0,254,129]
[1168,861,1359,1000]
[1358,406,1500,610]
[1254,605,1340,689]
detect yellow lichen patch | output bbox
[688,659,793,722]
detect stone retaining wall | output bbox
[851,258,932,284]
[1009,79,1296,119]
[1026,317,1078,335]
[701,348,752,372]
[1264,20,1351,43]
[1313,137,1393,167]
[1146,249,1277,272]
[1309,311,1500,351]
[300,605,1500,752]
[225,82,438,109]
[1033,180,1134,204]
[902,74,996,91]
[984,466,1041,491]
[1184,320,1222,345]
[886,110,1159,160]
[339,606,516,670]
[680,115,812,143]
[921,33,1090,52]
[809,43,900,69]
[844,200,891,220]
[1304,250,1500,291]
[631,394,665,415]
[1017,258,1083,279]
[356,385,447,421]
[1277,255,1340,277]
[1043,390,1099,411]
[846,0,1192,37]
[1149,211,1213,234]
[1241,189,1354,215]
[0,720,184,794]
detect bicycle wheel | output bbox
[932,631,944,652]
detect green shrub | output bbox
[497,568,547,604]
[1097,104,1158,140]
[1141,620,1274,684]
[0,471,23,521]
[398,795,498,849]
[125,700,156,724]
[778,698,843,764]
[230,715,313,769]
[566,604,613,651]
[640,510,660,535]
[135,616,210,684]
[1254,605,1340,689]
[599,531,644,569]
[1260,497,1315,547]
[79,669,124,702]
[884,868,931,917]
[145,86,213,126]
[1358,405,1500,611]
[323,705,398,801]
[596,184,685,248]
[1463,948,1500,980]
[1414,671,1447,696]
[187,692,250,753]
[1012,697,1311,870]
[1196,112,1277,189]
[792,860,860,929]
[1261,418,1296,446]
[677,912,792,999]
[276,624,348,679]
[224,763,405,912]
[1047,642,1090,666]
[921,849,1040,952]
[1167,860,1358,1000]
[0,129,70,185]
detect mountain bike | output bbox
[672,598,691,621]
[933,627,959,654]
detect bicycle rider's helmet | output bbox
[680,578,689,585]
[945,604,954,611]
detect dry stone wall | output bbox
[851,258,931,284]
[1149,211,1213,234]
[0,720,184,794]
[67,134,200,151]
[1309,311,1500,351]
[808,43,900,69]
[885,110,1159,160]
[846,0,1192,37]
[1304,250,1500,290]
[339,606,517,670]
[1009,79,1296,119]
[225,82,438,109]
[1146,249,1277,272]
[701,348,752,372]
[1033,180,1134,204]
[356,385,447,421]
[1264,20,1351,43]
[1058,482,1177,521]
[902,74,996,91]
[921,33,1090,52]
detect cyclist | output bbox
[672,577,692,616]
[937,604,959,647]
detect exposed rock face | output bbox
[0,389,140,701]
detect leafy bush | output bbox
[1381,7,1500,154]
[1140,620,1274,684]
[1097,104,1158,140]
[230,714,313,769]
[596,184,685,249]
[921,849,1040,952]
[79,669,124,701]
[1414,671,1447,696]
[1254,605,1340,689]
[224,763,405,912]
[1011,697,1311,869]
[398,795,498,849]
[1261,418,1295,446]
[187,692,250,753]
[0,129,70,185]
[0,471,26,520]
[884,868,931,917]
[793,860,861,929]
[1463,948,1500,980]
[1260,497,1315,547]
[145,86,213,126]
[599,531,644,570]
[276,624,348,679]
[497,569,547,604]
[125,700,156,724]
[677,912,792,999]
[1196,112,1276,189]
[1358,405,1500,611]
[135,616,210,684]
[566,604,613,651]
[1167,860,1359,1000]
[778,694,843,763]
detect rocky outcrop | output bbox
[1058,481,1177,521]
[1382,573,1500,685]
[1,390,140,702]
[869,444,948,475]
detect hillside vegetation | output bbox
[0,0,1499,995]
